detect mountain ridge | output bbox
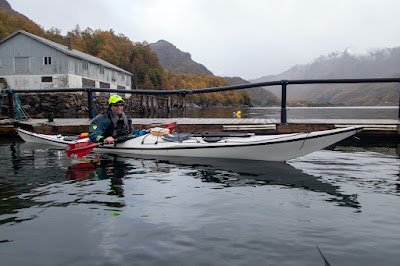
[0,0,28,18]
[150,40,214,76]
[0,0,15,13]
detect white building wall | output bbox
[2,74,70,90]
[2,74,132,90]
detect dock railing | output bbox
[3,78,400,123]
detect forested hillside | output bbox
[0,5,252,107]
[165,74,252,106]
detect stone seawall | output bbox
[1,92,187,119]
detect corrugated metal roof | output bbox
[0,30,132,76]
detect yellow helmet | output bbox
[109,95,125,105]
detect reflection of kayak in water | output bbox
[167,157,360,209]
[111,155,361,209]
[17,126,363,162]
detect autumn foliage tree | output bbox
[161,73,251,106]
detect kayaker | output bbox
[88,95,146,144]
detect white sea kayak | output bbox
[16,126,363,161]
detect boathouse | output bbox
[0,30,132,90]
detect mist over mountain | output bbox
[251,47,400,105]
[150,40,214,76]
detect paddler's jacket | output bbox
[88,110,146,143]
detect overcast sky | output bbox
[8,0,400,80]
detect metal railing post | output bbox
[398,91,400,120]
[280,81,288,124]
[87,90,94,119]
[7,89,15,119]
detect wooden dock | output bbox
[1,117,400,139]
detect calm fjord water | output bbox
[1,107,400,265]
[171,106,399,119]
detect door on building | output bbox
[15,57,30,73]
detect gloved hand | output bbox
[104,136,115,144]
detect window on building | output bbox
[43,56,52,65]
[99,66,104,74]
[82,78,95,87]
[82,61,89,70]
[100,82,110,88]
[41,76,53,82]
[0,58,2,68]
[15,57,30,73]
[100,82,110,97]
[118,72,125,81]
